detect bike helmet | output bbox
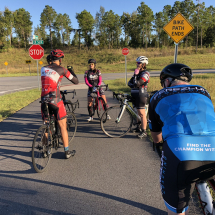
[160,63,192,83]
[136,56,148,65]
[46,54,52,64]
[88,59,96,64]
[51,49,64,60]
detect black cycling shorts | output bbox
[41,101,67,121]
[161,141,215,213]
[87,88,104,97]
[131,88,148,109]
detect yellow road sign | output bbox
[39,61,43,65]
[4,62,8,66]
[26,60,31,64]
[163,12,194,44]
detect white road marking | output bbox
[0,86,37,94]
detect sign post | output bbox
[29,45,44,90]
[26,60,32,75]
[163,12,194,63]
[122,48,129,86]
[4,62,8,76]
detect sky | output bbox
[1,0,215,38]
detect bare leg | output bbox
[58,118,68,148]
[137,108,147,130]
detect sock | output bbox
[64,146,69,151]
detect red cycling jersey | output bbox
[41,63,79,104]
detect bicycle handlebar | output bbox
[95,84,109,91]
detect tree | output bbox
[154,12,164,48]
[4,8,14,47]
[40,5,57,49]
[55,13,72,46]
[137,2,154,50]
[76,10,94,48]
[121,12,130,46]
[14,8,32,49]
[0,12,6,47]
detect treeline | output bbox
[0,0,215,50]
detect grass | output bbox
[0,89,41,122]
[0,47,215,76]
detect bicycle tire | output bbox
[67,112,77,143]
[101,105,133,138]
[32,125,52,173]
[97,97,107,119]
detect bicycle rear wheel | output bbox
[32,125,52,173]
[97,97,107,119]
[67,112,77,143]
[101,105,133,138]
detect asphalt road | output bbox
[0,83,202,215]
[0,69,215,95]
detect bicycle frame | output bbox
[116,98,141,123]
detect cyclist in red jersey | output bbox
[84,59,108,121]
[41,49,79,159]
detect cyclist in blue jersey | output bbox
[149,63,215,215]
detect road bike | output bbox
[153,142,215,215]
[90,84,109,120]
[32,90,77,173]
[100,92,143,138]
[60,90,79,113]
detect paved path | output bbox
[0,83,202,214]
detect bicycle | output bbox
[153,142,215,215]
[60,90,79,113]
[90,84,109,120]
[32,91,77,173]
[100,92,142,138]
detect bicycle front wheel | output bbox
[32,125,52,173]
[101,105,133,138]
[97,97,107,119]
[67,112,77,143]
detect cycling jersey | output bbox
[128,70,150,109]
[149,84,215,213]
[41,63,79,120]
[84,69,104,97]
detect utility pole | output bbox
[196,0,200,53]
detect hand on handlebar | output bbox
[92,87,97,93]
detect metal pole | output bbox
[37,60,40,90]
[6,66,8,76]
[125,55,127,86]
[29,64,31,76]
[174,43,178,63]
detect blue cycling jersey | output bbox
[149,84,215,161]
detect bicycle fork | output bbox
[196,181,215,215]
[116,104,126,123]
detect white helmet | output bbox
[136,56,148,65]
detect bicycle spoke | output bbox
[32,125,52,173]
[101,105,132,138]
[67,112,77,144]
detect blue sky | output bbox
[1,0,215,38]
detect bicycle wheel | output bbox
[67,112,77,143]
[101,105,133,138]
[97,97,107,119]
[32,125,52,173]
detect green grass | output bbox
[0,47,215,76]
[0,89,41,122]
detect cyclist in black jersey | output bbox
[149,63,215,215]
[128,56,150,138]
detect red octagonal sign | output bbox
[29,44,44,60]
[122,48,129,56]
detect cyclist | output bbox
[149,63,215,215]
[128,56,150,138]
[41,49,79,159]
[84,59,109,122]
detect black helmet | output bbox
[160,63,192,84]
[46,55,52,64]
[88,59,96,64]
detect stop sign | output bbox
[29,45,44,60]
[122,48,129,55]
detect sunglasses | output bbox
[136,62,142,64]
[89,63,94,66]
